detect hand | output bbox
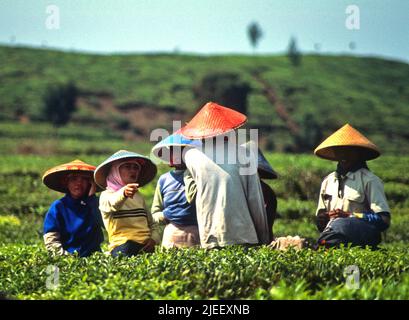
[141,238,156,253]
[316,211,330,232]
[152,212,166,224]
[123,183,139,198]
[328,209,351,220]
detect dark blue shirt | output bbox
[159,170,197,226]
[43,194,104,257]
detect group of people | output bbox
[42,102,391,257]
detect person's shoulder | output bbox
[159,171,172,182]
[157,171,175,189]
[185,147,204,159]
[99,189,113,198]
[359,168,384,184]
[52,196,67,207]
[47,197,65,215]
[322,171,336,182]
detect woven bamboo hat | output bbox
[42,159,96,193]
[180,102,247,139]
[94,150,157,189]
[314,124,381,161]
[151,131,202,163]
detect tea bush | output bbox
[1,244,409,300]
[1,151,408,299]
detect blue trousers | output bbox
[111,240,145,257]
[317,217,382,249]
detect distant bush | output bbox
[42,82,78,127]
[193,71,251,115]
[294,113,323,152]
[247,22,263,52]
[287,37,302,67]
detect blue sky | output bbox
[0,0,408,62]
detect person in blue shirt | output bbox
[42,159,104,257]
[151,132,201,248]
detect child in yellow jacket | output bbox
[94,150,160,257]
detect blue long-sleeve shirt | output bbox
[43,194,104,257]
[153,170,198,226]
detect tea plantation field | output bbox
[1,123,409,300]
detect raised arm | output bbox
[98,188,128,213]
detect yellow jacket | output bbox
[99,188,161,251]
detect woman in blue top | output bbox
[151,132,201,248]
[42,159,104,257]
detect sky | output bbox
[0,0,408,62]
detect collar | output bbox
[333,170,360,183]
[64,193,91,207]
[346,171,356,180]
[336,161,368,181]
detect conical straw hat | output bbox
[180,102,247,139]
[94,150,157,189]
[42,159,96,193]
[314,124,380,161]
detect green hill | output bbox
[1,45,409,154]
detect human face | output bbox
[334,147,361,170]
[169,147,186,169]
[66,173,92,199]
[119,161,141,184]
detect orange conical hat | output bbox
[314,124,380,161]
[42,159,96,193]
[180,102,247,139]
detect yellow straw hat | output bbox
[314,124,381,161]
[42,159,96,193]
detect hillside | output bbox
[1,64,409,299]
[1,45,409,153]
